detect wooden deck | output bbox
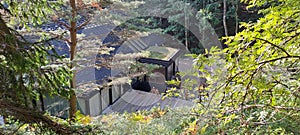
[102,89,194,114]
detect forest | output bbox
[0,0,299,134]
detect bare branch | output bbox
[76,18,91,30]
[53,19,70,30]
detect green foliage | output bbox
[1,0,300,134]
[185,0,300,134]
[0,112,96,135]
[1,0,63,28]
[161,0,299,134]
[1,116,57,135]
[0,35,70,103]
[92,107,196,135]
[147,46,169,59]
[0,0,71,133]
[0,0,71,107]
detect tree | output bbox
[2,0,299,134]
[0,1,82,134]
[188,0,300,134]
[223,0,228,36]
[54,0,152,120]
[1,0,155,121]
[68,0,79,122]
[0,0,151,133]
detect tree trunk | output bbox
[0,100,86,134]
[184,3,189,50]
[0,17,10,34]
[223,0,228,36]
[235,0,239,34]
[69,0,77,121]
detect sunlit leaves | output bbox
[2,0,63,27]
[92,107,194,134]
[176,0,300,134]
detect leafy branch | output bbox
[226,104,300,114]
[255,37,291,56]
[258,55,300,65]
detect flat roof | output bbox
[138,57,173,67]
[102,89,194,114]
[146,46,179,61]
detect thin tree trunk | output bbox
[69,0,77,121]
[235,0,239,34]
[223,0,228,36]
[39,91,45,111]
[184,3,188,50]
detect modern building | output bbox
[37,20,194,117]
[77,33,190,116]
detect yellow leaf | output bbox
[201,124,209,134]
[131,113,143,121]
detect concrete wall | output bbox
[77,83,130,116]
